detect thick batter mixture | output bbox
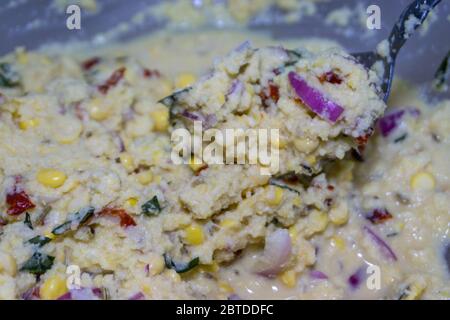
[0,26,448,300]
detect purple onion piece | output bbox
[256,229,292,278]
[378,107,420,137]
[57,287,102,300]
[180,110,206,122]
[310,270,328,280]
[288,71,344,123]
[227,79,244,97]
[129,292,145,300]
[227,294,242,300]
[348,266,366,289]
[234,40,251,53]
[364,226,397,261]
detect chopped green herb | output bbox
[158,87,190,109]
[52,206,95,236]
[269,179,301,195]
[24,212,33,230]
[26,235,52,247]
[142,196,162,216]
[163,253,199,274]
[20,252,54,275]
[433,50,450,92]
[0,63,20,88]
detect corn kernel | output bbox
[126,197,138,207]
[330,236,346,250]
[142,284,152,296]
[188,156,207,172]
[16,48,28,65]
[184,223,205,246]
[175,73,196,89]
[119,153,135,172]
[137,170,153,185]
[265,186,283,206]
[329,202,349,226]
[44,232,56,240]
[148,255,165,276]
[305,155,317,165]
[164,269,181,283]
[288,225,298,241]
[292,195,302,207]
[150,108,169,132]
[306,210,329,236]
[200,262,219,273]
[19,119,40,130]
[0,252,17,276]
[220,219,239,230]
[218,281,234,293]
[217,93,226,105]
[293,138,319,153]
[400,280,426,300]
[88,99,109,121]
[410,171,436,191]
[40,275,68,300]
[279,270,297,288]
[37,169,67,188]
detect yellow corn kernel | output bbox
[88,99,109,121]
[410,171,436,191]
[188,156,207,172]
[175,73,196,89]
[400,280,426,300]
[305,155,317,165]
[272,137,287,149]
[330,236,346,250]
[18,118,40,130]
[329,202,349,226]
[142,284,152,296]
[126,197,138,207]
[184,224,204,246]
[293,137,319,153]
[150,108,169,132]
[200,262,219,273]
[288,225,298,241]
[37,169,67,188]
[164,269,181,283]
[16,48,28,65]
[306,210,329,236]
[292,195,302,207]
[44,232,56,240]
[119,153,135,172]
[0,252,17,276]
[217,93,226,105]
[137,170,153,185]
[40,275,68,300]
[279,270,297,288]
[218,281,234,293]
[148,255,165,276]
[220,219,239,230]
[265,186,283,206]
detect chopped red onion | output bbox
[129,292,145,300]
[256,229,292,278]
[310,270,328,280]
[288,72,344,123]
[228,294,242,300]
[364,226,397,261]
[348,266,366,289]
[378,107,420,137]
[57,288,102,300]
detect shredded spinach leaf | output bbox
[24,212,33,230]
[26,235,52,247]
[433,50,450,92]
[163,253,199,274]
[52,206,95,236]
[0,63,20,88]
[20,252,54,275]
[142,196,162,216]
[158,87,190,109]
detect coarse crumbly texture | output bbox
[163,43,386,175]
[0,29,448,301]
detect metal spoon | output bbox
[352,0,442,102]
